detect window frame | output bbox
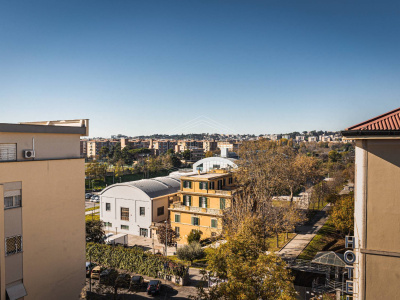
[5,235,23,256]
[211,219,218,228]
[175,226,180,237]
[220,198,226,210]
[121,225,129,230]
[191,216,200,226]
[105,203,111,211]
[157,206,164,216]
[4,194,22,209]
[175,214,181,223]
[121,207,129,221]
[139,207,145,216]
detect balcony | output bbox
[169,203,222,215]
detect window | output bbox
[191,216,200,226]
[183,181,192,188]
[4,195,21,209]
[199,182,208,190]
[5,235,22,256]
[140,207,145,216]
[121,207,129,221]
[211,219,218,228]
[175,214,181,223]
[228,177,233,184]
[105,203,111,211]
[217,180,222,190]
[0,144,16,161]
[210,181,215,190]
[220,198,226,210]
[157,206,164,216]
[121,225,129,230]
[199,197,207,208]
[213,164,220,169]
[184,195,191,206]
[175,227,180,237]
[103,222,112,227]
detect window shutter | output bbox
[199,197,202,207]
[189,196,191,206]
[189,181,192,188]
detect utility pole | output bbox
[165,220,168,256]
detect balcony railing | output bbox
[170,203,223,215]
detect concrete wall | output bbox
[0,158,85,300]
[0,132,80,160]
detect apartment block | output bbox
[169,170,238,244]
[0,119,88,300]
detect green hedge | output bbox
[86,243,187,278]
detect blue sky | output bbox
[1,0,399,137]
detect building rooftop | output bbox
[182,172,230,181]
[0,119,89,136]
[343,107,400,138]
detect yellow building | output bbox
[169,170,238,244]
[0,119,88,300]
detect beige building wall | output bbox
[354,139,400,300]
[0,159,85,300]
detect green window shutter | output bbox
[205,182,208,189]
[199,182,202,189]
[220,198,226,210]
[189,196,192,206]
[206,198,208,208]
[199,197,202,207]
[175,214,180,223]
[191,217,194,225]
[211,219,217,228]
[189,181,192,188]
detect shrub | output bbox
[177,242,204,263]
[86,243,187,278]
[187,229,202,244]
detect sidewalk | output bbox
[85,208,99,215]
[277,204,330,260]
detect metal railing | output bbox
[170,203,223,215]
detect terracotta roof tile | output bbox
[346,107,400,131]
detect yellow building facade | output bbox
[169,170,237,244]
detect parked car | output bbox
[99,269,119,285]
[129,276,144,291]
[86,262,97,277]
[85,193,93,199]
[90,195,100,202]
[147,280,162,295]
[90,266,104,280]
[115,273,131,289]
[102,233,114,242]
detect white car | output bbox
[90,195,100,202]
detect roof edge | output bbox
[346,107,400,130]
[342,130,400,138]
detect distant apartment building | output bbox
[121,138,150,150]
[176,140,203,152]
[217,141,240,152]
[308,136,318,142]
[87,139,110,158]
[342,107,400,300]
[0,119,88,300]
[152,140,177,155]
[295,135,305,142]
[203,140,218,152]
[80,139,87,157]
[169,169,238,244]
[282,134,291,140]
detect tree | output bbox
[182,149,191,160]
[187,229,202,244]
[328,150,341,163]
[176,242,204,263]
[98,146,110,160]
[171,156,181,168]
[86,219,105,243]
[330,194,354,236]
[166,148,174,155]
[197,216,296,300]
[205,151,213,158]
[85,161,107,181]
[157,221,177,247]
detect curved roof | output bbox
[193,157,238,172]
[100,176,181,199]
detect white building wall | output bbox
[100,186,153,237]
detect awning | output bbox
[6,283,27,300]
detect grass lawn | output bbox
[85,214,100,222]
[297,218,345,260]
[266,233,297,252]
[85,206,99,212]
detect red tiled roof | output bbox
[346,107,400,131]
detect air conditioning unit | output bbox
[24,150,35,159]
